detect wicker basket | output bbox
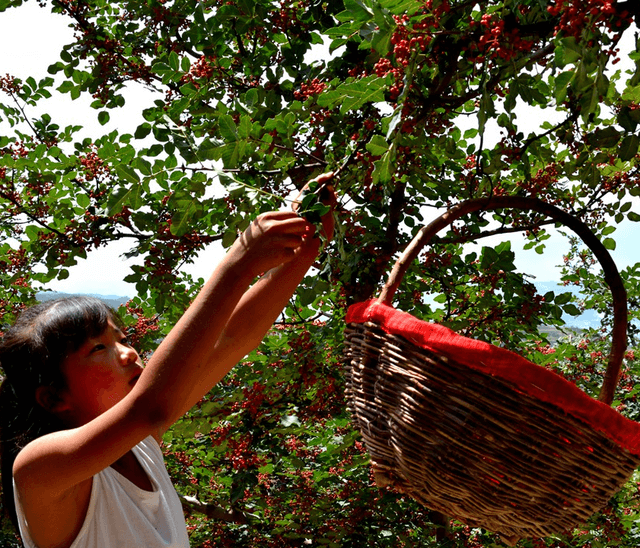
[343,197,640,545]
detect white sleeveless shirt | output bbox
[14,436,190,548]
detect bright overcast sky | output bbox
[1,3,640,297]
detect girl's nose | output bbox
[117,342,138,365]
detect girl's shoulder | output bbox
[14,443,93,548]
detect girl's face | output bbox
[57,320,145,427]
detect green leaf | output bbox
[198,138,222,161]
[170,200,199,237]
[617,106,640,132]
[219,114,238,141]
[555,36,582,67]
[25,225,40,241]
[98,111,110,126]
[554,71,574,103]
[622,83,640,103]
[563,303,582,316]
[379,0,422,14]
[372,148,394,184]
[135,123,152,139]
[169,51,180,71]
[555,292,572,305]
[115,164,140,184]
[619,134,639,161]
[219,140,247,168]
[318,75,387,113]
[76,193,90,208]
[336,0,373,22]
[371,25,393,56]
[237,115,252,139]
[629,211,640,222]
[106,186,131,215]
[128,181,145,210]
[366,135,389,156]
[587,127,621,148]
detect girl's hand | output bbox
[232,211,314,278]
[292,171,336,242]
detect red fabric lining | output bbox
[346,299,640,457]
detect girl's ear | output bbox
[34,386,71,415]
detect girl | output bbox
[0,176,334,548]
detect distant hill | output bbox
[532,281,602,330]
[36,292,130,309]
[34,283,602,337]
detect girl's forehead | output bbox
[66,320,122,355]
[89,319,123,339]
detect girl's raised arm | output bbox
[13,178,334,507]
[141,206,332,432]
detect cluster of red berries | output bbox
[146,1,188,30]
[209,424,233,447]
[181,55,220,89]
[226,436,265,471]
[270,0,310,35]
[282,435,320,460]
[548,0,632,42]
[124,302,159,349]
[516,162,560,199]
[469,14,536,62]
[373,57,405,101]
[0,74,20,95]
[241,381,267,417]
[534,341,557,355]
[79,149,110,182]
[2,247,28,275]
[293,78,327,101]
[7,141,29,159]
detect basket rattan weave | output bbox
[343,197,640,545]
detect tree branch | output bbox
[178,494,250,524]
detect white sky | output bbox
[1,3,640,297]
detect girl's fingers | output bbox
[279,234,306,249]
[253,212,313,236]
[291,171,335,212]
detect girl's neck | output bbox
[111,450,154,492]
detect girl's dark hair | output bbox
[0,296,122,531]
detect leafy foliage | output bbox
[2,0,640,545]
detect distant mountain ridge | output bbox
[532,280,601,329]
[36,283,602,329]
[36,291,130,309]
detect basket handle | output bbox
[379,196,627,406]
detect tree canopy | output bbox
[2,0,640,546]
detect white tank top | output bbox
[14,436,190,548]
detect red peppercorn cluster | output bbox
[293,78,327,101]
[548,0,632,40]
[124,302,159,349]
[190,55,215,80]
[468,14,536,62]
[0,74,21,95]
[226,435,266,471]
[515,162,560,200]
[270,0,310,36]
[240,381,267,417]
[78,149,110,183]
